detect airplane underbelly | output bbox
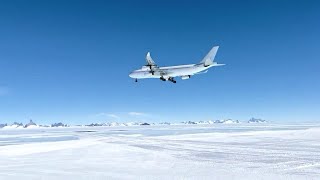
[130,65,208,79]
[129,71,160,79]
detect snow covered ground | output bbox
[0,124,320,180]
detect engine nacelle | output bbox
[181,75,191,80]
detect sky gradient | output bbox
[0,0,319,124]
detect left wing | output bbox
[145,52,167,76]
[146,52,157,66]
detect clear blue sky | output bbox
[0,0,319,124]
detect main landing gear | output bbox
[168,77,177,83]
[160,77,166,81]
[160,77,176,83]
[135,79,138,82]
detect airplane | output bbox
[129,46,225,83]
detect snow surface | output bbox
[0,124,320,180]
[2,125,24,129]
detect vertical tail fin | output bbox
[200,46,219,66]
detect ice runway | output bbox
[0,124,320,180]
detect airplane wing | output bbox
[145,52,163,75]
[146,52,157,66]
[145,52,177,77]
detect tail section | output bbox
[200,46,219,66]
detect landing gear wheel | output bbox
[168,77,176,83]
[160,77,166,81]
[135,79,138,82]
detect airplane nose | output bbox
[129,72,134,78]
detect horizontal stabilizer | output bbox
[212,63,225,66]
[196,70,208,74]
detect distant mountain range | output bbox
[248,118,267,123]
[0,118,267,129]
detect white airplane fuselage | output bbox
[129,46,224,82]
[129,63,216,79]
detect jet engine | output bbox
[181,75,191,80]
